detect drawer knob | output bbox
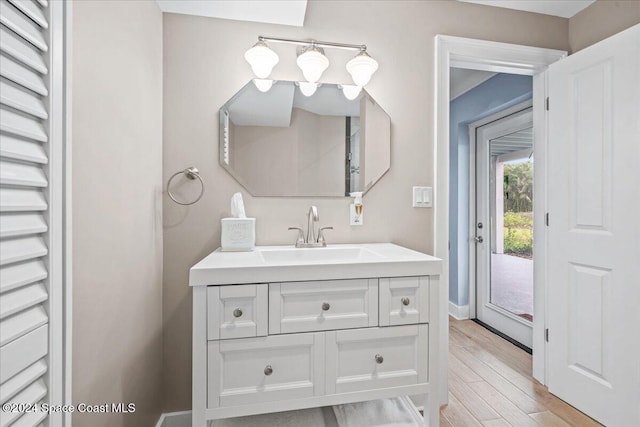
[375,354,384,364]
[322,302,331,311]
[233,308,243,318]
[401,297,410,306]
[264,365,273,376]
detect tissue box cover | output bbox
[221,218,255,251]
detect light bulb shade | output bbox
[341,84,362,101]
[346,51,379,87]
[253,79,274,92]
[245,41,279,79]
[296,46,329,83]
[298,81,318,97]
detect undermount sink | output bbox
[258,246,381,264]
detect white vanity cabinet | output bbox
[190,244,443,427]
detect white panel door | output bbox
[547,24,640,426]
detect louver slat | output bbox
[7,0,48,29]
[10,408,47,426]
[0,188,47,212]
[0,283,47,319]
[0,324,47,383]
[0,2,47,52]
[0,53,48,96]
[0,80,48,119]
[0,260,48,293]
[0,134,47,164]
[0,106,47,141]
[0,160,48,187]
[0,27,47,74]
[0,236,47,266]
[0,213,48,238]
[0,379,46,426]
[0,305,47,346]
[0,359,46,403]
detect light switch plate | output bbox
[413,186,432,208]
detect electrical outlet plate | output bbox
[413,186,432,208]
[350,204,363,225]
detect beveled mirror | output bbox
[219,80,390,197]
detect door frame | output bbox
[467,100,533,321]
[433,35,566,390]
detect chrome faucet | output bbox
[306,205,319,244]
[288,206,333,248]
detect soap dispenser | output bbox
[350,192,363,225]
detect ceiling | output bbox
[157,0,593,25]
[156,0,308,27]
[457,0,595,18]
[450,68,497,100]
[490,127,533,157]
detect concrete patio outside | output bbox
[490,253,533,319]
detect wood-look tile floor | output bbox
[439,318,602,427]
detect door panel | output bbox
[548,24,640,426]
[475,108,534,349]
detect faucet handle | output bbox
[317,226,333,246]
[288,227,305,246]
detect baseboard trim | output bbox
[448,302,470,320]
[155,410,191,427]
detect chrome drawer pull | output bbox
[264,365,273,376]
[233,308,243,318]
[322,302,330,311]
[401,297,410,306]
[375,354,384,364]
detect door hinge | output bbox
[545,212,549,226]
[546,97,550,111]
[545,328,549,342]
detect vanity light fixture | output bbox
[245,36,379,87]
[346,51,379,86]
[244,40,279,79]
[298,81,319,97]
[340,84,362,101]
[296,45,329,83]
[253,79,274,93]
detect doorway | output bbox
[474,108,534,349]
[434,35,567,400]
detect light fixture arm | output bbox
[258,36,367,52]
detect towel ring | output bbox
[167,167,204,205]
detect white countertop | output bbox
[189,243,442,286]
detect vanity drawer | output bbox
[325,324,428,394]
[207,333,325,408]
[207,284,268,340]
[269,279,378,334]
[379,276,429,326]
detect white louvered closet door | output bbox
[0,0,65,426]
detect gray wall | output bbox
[72,1,164,426]
[162,0,568,411]
[569,0,640,53]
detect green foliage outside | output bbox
[504,162,533,212]
[504,213,533,258]
[503,161,534,258]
